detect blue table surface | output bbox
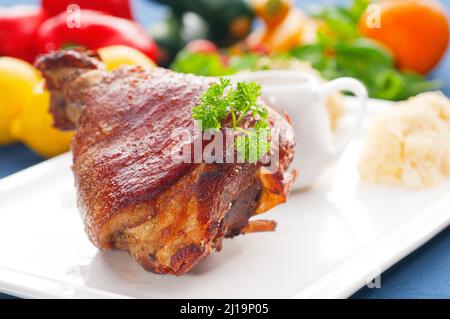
[1,0,449,299]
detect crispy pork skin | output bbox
[36,49,295,275]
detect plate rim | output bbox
[2,153,450,299]
[1,98,449,298]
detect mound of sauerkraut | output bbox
[359,91,450,188]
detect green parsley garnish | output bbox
[192,78,270,163]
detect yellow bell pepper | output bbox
[252,0,292,28]
[248,8,313,53]
[10,82,74,158]
[0,57,42,145]
[98,45,156,71]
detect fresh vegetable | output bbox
[186,39,219,54]
[0,57,42,145]
[252,0,292,27]
[98,45,156,71]
[173,34,440,101]
[10,83,74,158]
[171,50,233,76]
[171,47,276,76]
[150,14,185,66]
[228,53,267,71]
[149,0,254,46]
[290,0,441,100]
[248,8,309,53]
[42,0,133,20]
[193,78,270,162]
[36,10,159,62]
[311,0,370,40]
[359,0,450,74]
[0,6,46,63]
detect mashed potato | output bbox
[359,91,450,188]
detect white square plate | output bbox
[0,99,449,299]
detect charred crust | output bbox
[34,49,106,131]
[170,244,205,275]
[223,180,262,238]
[34,48,103,81]
[196,171,224,201]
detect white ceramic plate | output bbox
[0,99,449,299]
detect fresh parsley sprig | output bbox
[193,78,270,163]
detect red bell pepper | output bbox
[36,10,159,63]
[42,0,133,20]
[0,6,46,63]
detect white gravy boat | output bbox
[232,70,368,190]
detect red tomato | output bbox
[185,39,219,54]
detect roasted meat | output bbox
[36,49,295,275]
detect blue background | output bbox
[0,0,449,299]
